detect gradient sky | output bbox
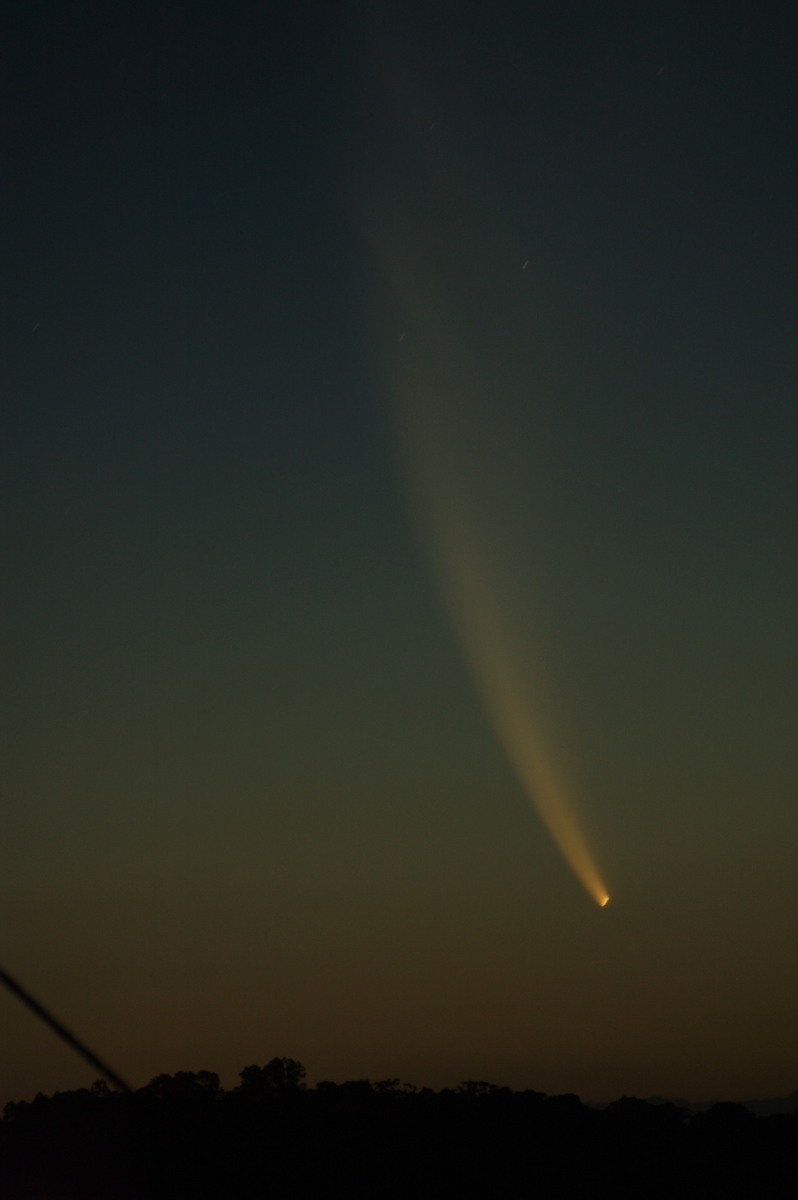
[3,0,798,1107]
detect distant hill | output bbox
[642,1091,798,1116]
[741,1091,798,1117]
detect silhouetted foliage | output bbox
[237,1056,306,1096]
[140,1069,221,1104]
[2,1062,797,1199]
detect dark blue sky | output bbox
[3,0,798,1105]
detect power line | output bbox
[0,964,132,1094]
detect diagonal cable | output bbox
[0,965,132,1094]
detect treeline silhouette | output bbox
[2,1058,797,1198]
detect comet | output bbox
[392,383,611,908]
[365,236,611,907]
[358,6,610,906]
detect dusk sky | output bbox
[4,0,798,1107]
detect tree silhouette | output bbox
[236,1056,306,1096]
[2,1062,797,1199]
